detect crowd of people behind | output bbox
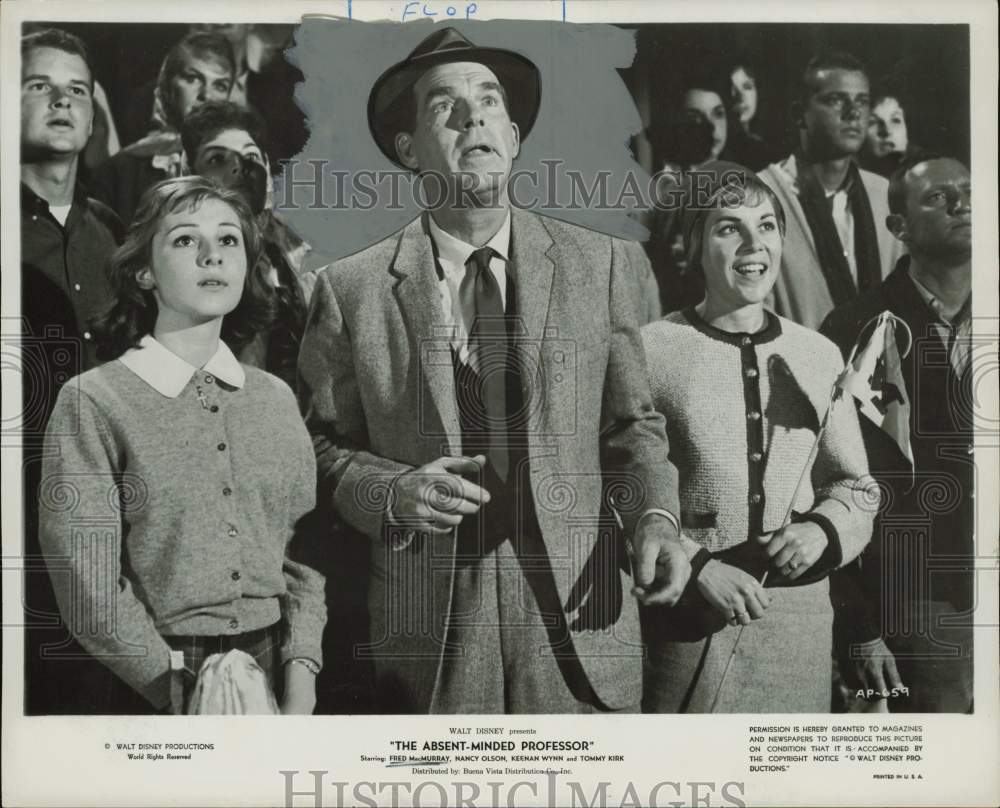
[19,22,974,717]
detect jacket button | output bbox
[229,618,239,630]
[223,487,232,496]
[204,374,215,384]
[217,442,226,451]
[231,571,241,581]
[210,405,219,413]
[227,526,238,537]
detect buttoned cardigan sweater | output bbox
[642,309,876,571]
[39,338,326,707]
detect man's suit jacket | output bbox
[298,208,679,712]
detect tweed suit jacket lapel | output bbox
[509,208,557,386]
[386,210,562,460]
[389,215,462,456]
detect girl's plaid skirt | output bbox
[166,622,283,710]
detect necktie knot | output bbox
[467,247,504,329]
[468,246,496,276]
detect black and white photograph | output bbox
[2,1,997,806]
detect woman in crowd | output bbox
[640,162,877,713]
[861,90,922,178]
[92,32,235,225]
[180,100,311,387]
[725,60,778,170]
[38,177,325,714]
[647,76,732,312]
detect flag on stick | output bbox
[835,311,913,468]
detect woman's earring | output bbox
[136,268,155,290]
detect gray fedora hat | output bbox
[368,27,541,167]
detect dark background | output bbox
[623,23,970,169]
[41,21,970,170]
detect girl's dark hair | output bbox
[180,100,269,167]
[728,60,758,83]
[93,176,272,361]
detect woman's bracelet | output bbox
[285,657,321,676]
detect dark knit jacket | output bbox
[821,257,975,644]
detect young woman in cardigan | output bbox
[38,176,325,714]
[640,161,878,713]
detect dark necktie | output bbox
[467,246,509,482]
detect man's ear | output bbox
[395,132,419,170]
[135,267,155,290]
[886,213,907,243]
[510,122,520,160]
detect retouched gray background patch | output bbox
[277,19,651,266]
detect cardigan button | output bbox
[750,452,763,462]
[741,337,752,347]
[744,367,758,378]
[750,493,762,504]
[747,411,761,421]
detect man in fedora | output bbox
[299,27,688,713]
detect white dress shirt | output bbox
[827,184,857,283]
[428,211,511,371]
